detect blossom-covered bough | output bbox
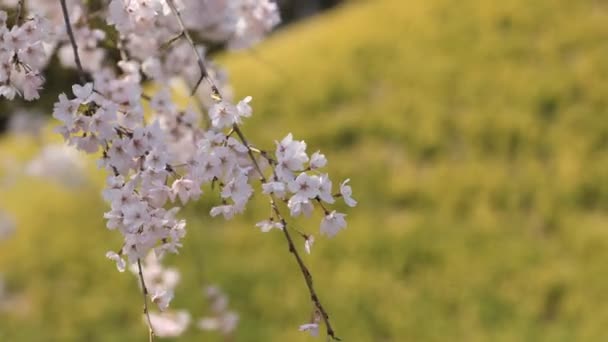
[1,0,355,340]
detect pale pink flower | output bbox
[105,251,126,272]
[255,219,283,233]
[340,179,357,207]
[299,323,319,337]
[320,211,347,238]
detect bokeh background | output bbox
[2,0,608,340]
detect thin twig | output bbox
[232,124,341,340]
[272,199,340,340]
[137,259,155,342]
[160,31,184,50]
[59,0,86,83]
[315,198,331,215]
[165,0,220,97]
[249,146,277,164]
[232,124,266,182]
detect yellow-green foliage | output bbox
[2,0,608,340]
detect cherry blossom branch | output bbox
[160,32,184,50]
[137,258,155,342]
[6,1,338,340]
[273,203,339,340]
[231,124,341,340]
[44,0,346,341]
[58,0,86,83]
[232,125,266,181]
[165,0,219,97]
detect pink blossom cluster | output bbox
[107,0,280,50]
[0,11,53,100]
[51,76,192,267]
[52,74,355,271]
[2,0,280,97]
[104,0,280,93]
[2,1,353,339]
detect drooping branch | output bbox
[137,259,155,342]
[232,124,341,340]
[104,1,341,338]
[58,0,87,83]
[165,0,220,98]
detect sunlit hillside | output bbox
[2,0,608,340]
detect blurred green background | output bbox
[2,0,608,340]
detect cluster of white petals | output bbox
[299,308,323,338]
[103,0,280,95]
[260,133,357,242]
[0,11,53,100]
[53,78,190,266]
[107,0,279,49]
[1,1,354,339]
[148,311,191,338]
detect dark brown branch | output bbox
[59,0,86,84]
[137,259,155,342]
[165,0,220,98]
[273,204,339,340]
[160,31,184,50]
[232,124,341,340]
[232,124,266,182]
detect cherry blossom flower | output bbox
[318,173,335,204]
[340,179,357,207]
[276,133,309,177]
[320,211,347,238]
[152,289,174,311]
[208,100,238,128]
[288,173,321,199]
[148,311,191,338]
[255,219,283,232]
[170,178,202,205]
[72,82,93,102]
[210,203,244,220]
[236,95,253,117]
[221,173,253,205]
[262,180,286,198]
[22,72,44,100]
[299,323,319,337]
[0,12,52,101]
[309,151,327,169]
[288,195,314,218]
[106,251,126,272]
